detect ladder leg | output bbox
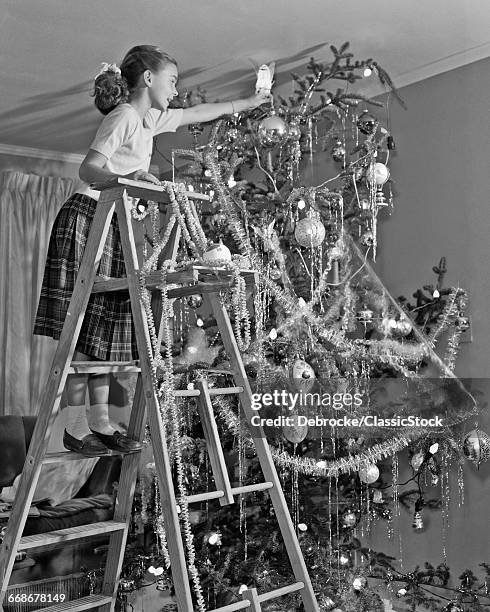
[204,292,319,612]
[114,195,194,611]
[0,194,118,604]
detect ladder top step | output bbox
[92,266,256,294]
[92,268,198,293]
[95,177,211,202]
[19,521,126,550]
[31,594,113,612]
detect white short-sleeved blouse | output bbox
[80,103,183,198]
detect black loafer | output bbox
[63,430,109,457]
[90,429,142,453]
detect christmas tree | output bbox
[120,42,490,612]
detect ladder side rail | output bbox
[241,588,262,612]
[98,375,147,612]
[196,380,235,506]
[103,191,194,611]
[205,292,319,612]
[0,193,118,603]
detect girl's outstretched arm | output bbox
[179,90,271,127]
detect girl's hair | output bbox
[92,45,177,115]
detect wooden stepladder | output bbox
[0,179,319,612]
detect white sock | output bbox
[87,403,117,435]
[64,405,92,439]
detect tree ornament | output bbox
[462,429,490,467]
[288,121,302,142]
[455,315,470,331]
[290,358,316,391]
[357,308,374,325]
[207,531,222,546]
[322,596,336,610]
[227,127,239,141]
[443,603,465,612]
[359,463,380,484]
[282,415,308,444]
[412,510,424,531]
[357,110,377,135]
[394,318,412,336]
[268,328,278,340]
[119,578,136,593]
[352,576,367,590]
[203,240,232,263]
[410,450,425,471]
[257,111,289,147]
[270,267,282,281]
[359,230,374,247]
[187,294,203,309]
[397,588,407,597]
[294,216,326,247]
[366,162,390,186]
[338,551,352,567]
[342,510,358,528]
[331,139,346,162]
[373,489,383,503]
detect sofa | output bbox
[0,415,122,587]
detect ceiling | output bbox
[1,0,489,157]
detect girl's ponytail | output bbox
[92,66,129,115]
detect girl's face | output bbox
[148,63,179,111]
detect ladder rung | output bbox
[232,482,273,495]
[210,601,251,612]
[68,361,141,374]
[186,490,225,503]
[31,594,113,612]
[259,581,305,602]
[210,386,243,396]
[208,582,305,612]
[43,449,129,463]
[18,521,126,550]
[174,386,243,398]
[186,482,273,504]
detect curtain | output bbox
[0,171,81,415]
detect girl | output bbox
[34,45,270,456]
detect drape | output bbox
[0,171,82,415]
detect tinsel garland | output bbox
[211,393,414,477]
[157,268,206,611]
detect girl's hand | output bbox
[129,169,161,185]
[246,89,273,110]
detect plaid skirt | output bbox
[34,193,138,360]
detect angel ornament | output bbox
[255,62,275,95]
